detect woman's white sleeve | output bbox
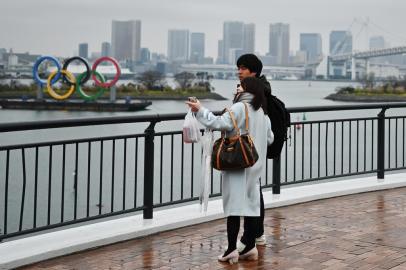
[267,117,274,145]
[195,107,234,131]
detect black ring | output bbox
[62,56,91,86]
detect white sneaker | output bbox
[255,234,267,246]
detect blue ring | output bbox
[32,56,61,86]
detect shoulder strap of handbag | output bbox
[225,102,250,136]
[242,102,249,133]
[225,108,240,135]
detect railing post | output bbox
[377,108,387,179]
[272,155,281,194]
[143,121,157,219]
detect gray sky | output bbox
[1,0,406,58]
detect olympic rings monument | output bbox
[0,56,151,111]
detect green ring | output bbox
[76,70,107,101]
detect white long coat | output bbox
[196,101,273,217]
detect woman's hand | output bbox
[185,99,201,112]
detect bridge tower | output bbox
[351,57,356,81]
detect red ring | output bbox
[91,57,121,88]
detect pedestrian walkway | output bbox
[20,187,406,270]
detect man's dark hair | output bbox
[236,54,263,78]
[240,77,268,114]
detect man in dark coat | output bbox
[235,53,271,251]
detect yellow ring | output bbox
[46,70,76,100]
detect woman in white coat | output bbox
[186,77,273,264]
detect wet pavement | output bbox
[20,187,406,269]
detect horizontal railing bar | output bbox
[288,103,406,113]
[386,116,406,120]
[385,167,406,171]
[0,133,146,151]
[1,115,380,150]
[154,197,200,208]
[3,103,406,133]
[155,130,183,136]
[0,206,146,241]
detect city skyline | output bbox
[1,0,405,59]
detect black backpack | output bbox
[266,93,291,159]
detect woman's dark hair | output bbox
[240,77,268,114]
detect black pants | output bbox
[226,215,258,253]
[240,186,264,245]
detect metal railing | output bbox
[1,103,406,241]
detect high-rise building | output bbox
[216,40,224,64]
[269,23,290,65]
[0,48,7,61]
[300,33,322,63]
[111,20,141,62]
[101,42,111,57]
[329,31,352,55]
[222,21,255,64]
[140,48,151,63]
[167,29,189,63]
[369,36,385,50]
[78,43,88,59]
[223,21,243,64]
[190,32,205,64]
[242,23,255,54]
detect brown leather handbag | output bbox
[212,102,259,171]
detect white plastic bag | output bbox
[183,109,201,143]
[199,129,214,212]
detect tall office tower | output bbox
[190,32,205,64]
[242,23,255,54]
[223,21,244,64]
[269,23,290,65]
[101,42,111,57]
[222,21,255,64]
[300,33,322,63]
[167,29,189,63]
[0,48,7,61]
[369,36,385,49]
[78,43,88,59]
[329,31,352,55]
[140,48,151,63]
[111,20,141,62]
[217,40,224,64]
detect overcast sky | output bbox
[1,0,405,58]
